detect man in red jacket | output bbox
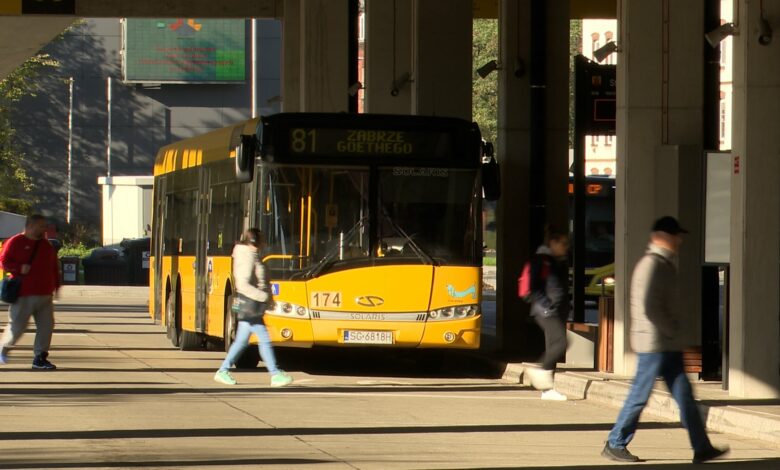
[0,214,60,369]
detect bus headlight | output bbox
[427,304,479,321]
[267,301,310,319]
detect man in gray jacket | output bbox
[601,216,728,464]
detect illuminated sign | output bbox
[568,182,608,196]
[122,18,246,83]
[286,128,453,158]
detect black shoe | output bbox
[693,445,729,464]
[601,443,640,462]
[32,357,56,370]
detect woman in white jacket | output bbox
[214,229,293,387]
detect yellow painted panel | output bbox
[305,265,434,312]
[430,266,481,310]
[264,316,315,347]
[205,255,232,337]
[421,316,481,349]
[314,320,426,347]
[0,1,22,15]
[177,256,197,331]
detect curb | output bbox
[501,362,780,446]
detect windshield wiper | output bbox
[380,208,436,266]
[302,216,368,279]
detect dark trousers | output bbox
[534,315,567,371]
[607,351,712,452]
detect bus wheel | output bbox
[224,294,236,352]
[179,329,202,351]
[166,295,181,348]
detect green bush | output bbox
[483,256,496,266]
[58,242,93,259]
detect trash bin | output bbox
[60,256,81,285]
[81,248,128,285]
[120,237,151,286]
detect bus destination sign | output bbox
[287,128,452,158]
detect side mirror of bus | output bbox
[481,142,500,201]
[235,134,257,183]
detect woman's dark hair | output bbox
[544,224,568,245]
[240,228,264,248]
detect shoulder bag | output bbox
[1,240,41,304]
[232,293,266,324]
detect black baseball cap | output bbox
[651,216,689,235]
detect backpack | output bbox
[517,255,550,302]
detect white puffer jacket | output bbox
[232,243,270,303]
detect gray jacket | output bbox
[232,243,270,303]
[629,244,681,353]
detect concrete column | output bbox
[282,0,349,112]
[496,1,569,354]
[364,0,413,114]
[728,0,780,398]
[615,0,705,375]
[412,0,472,119]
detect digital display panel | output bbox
[286,128,454,158]
[123,19,246,83]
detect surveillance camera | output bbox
[705,23,737,47]
[759,18,772,46]
[593,41,619,63]
[476,60,498,79]
[390,72,410,97]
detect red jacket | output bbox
[0,234,60,296]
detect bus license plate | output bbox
[343,330,394,344]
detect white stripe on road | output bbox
[254,391,541,400]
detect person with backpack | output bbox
[520,225,570,401]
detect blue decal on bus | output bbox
[447,284,477,299]
[272,283,280,295]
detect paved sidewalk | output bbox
[18,287,780,452]
[501,362,780,446]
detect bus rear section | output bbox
[263,264,480,348]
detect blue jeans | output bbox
[607,351,711,453]
[219,321,279,375]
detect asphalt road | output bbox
[0,298,778,470]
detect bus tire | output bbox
[166,294,181,348]
[179,329,202,351]
[224,294,237,352]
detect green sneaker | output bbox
[270,371,293,387]
[214,369,237,385]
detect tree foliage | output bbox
[472,19,498,145]
[0,54,59,214]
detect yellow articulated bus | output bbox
[150,113,497,366]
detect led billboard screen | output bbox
[123,19,246,83]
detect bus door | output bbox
[195,169,211,332]
[152,176,167,324]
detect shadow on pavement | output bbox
[0,457,331,469]
[0,422,681,441]
[473,458,780,469]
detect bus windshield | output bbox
[257,165,480,279]
[378,167,479,266]
[257,165,370,280]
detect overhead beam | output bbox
[0,0,283,18]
